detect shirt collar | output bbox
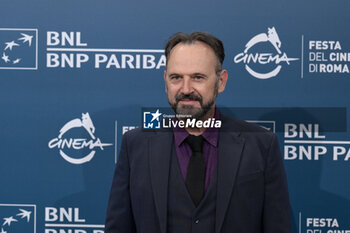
[173,107,220,147]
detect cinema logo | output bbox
[142,109,221,130]
[46,31,165,69]
[283,123,350,161]
[45,207,104,233]
[48,113,112,164]
[234,27,299,79]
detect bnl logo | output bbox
[143,109,162,129]
[0,204,36,233]
[0,28,38,70]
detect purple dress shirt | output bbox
[173,109,220,192]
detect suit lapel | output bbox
[149,131,173,233]
[215,131,245,233]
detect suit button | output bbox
[195,220,200,224]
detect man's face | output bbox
[164,41,227,120]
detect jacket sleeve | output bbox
[105,133,136,233]
[263,134,292,233]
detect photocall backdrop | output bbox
[0,0,349,233]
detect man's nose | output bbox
[181,77,193,94]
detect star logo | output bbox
[1,53,10,63]
[4,41,19,51]
[2,216,17,226]
[16,209,31,222]
[150,109,162,122]
[0,204,36,233]
[143,109,163,129]
[13,58,21,64]
[18,33,33,47]
[0,28,38,70]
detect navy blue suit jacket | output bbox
[105,114,292,233]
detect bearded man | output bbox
[105,31,292,233]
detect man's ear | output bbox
[218,69,228,93]
[163,70,168,93]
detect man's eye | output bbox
[170,76,181,80]
[193,76,204,80]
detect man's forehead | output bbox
[168,41,215,58]
[166,41,218,73]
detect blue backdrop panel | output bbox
[1,0,349,233]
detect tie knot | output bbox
[186,135,203,153]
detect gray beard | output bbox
[172,99,215,120]
[168,79,219,120]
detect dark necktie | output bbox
[185,135,205,207]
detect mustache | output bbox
[175,93,202,103]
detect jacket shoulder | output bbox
[122,127,172,148]
[221,113,272,134]
[221,114,277,152]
